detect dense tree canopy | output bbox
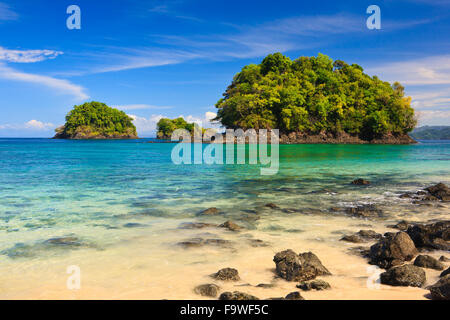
[55,102,137,138]
[214,53,416,139]
[156,117,195,139]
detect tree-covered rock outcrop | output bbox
[156,117,195,139]
[214,53,417,143]
[54,102,138,139]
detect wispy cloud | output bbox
[0,119,54,131]
[0,2,18,22]
[0,63,89,100]
[366,55,450,85]
[0,46,63,63]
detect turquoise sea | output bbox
[0,139,449,299]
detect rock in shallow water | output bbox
[351,179,370,185]
[273,249,331,282]
[380,264,426,287]
[200,207,220,215]
[429,275,450,300]
[297,279,331,291]
[284,292,305,300]
[406,221,450,251]
[441,267,450,278]
[413,255,445,270]
[219,221,241,232]
[341,230,382,243]
[212,268,240,281]
[219,291,259,300]
[194,284,220,297]
[369,232,418,269]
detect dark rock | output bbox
[429,275,450,300]
[425,183,450,201]
[369,232,418,269]
[284,292,305,300]
[348,246,371,257]
[413,255,445,270]
[406,221,450,250]
[380,264,426,287]
[213,268,240,281]
[399,193,412,199]
[440,256,450,262]
[388,220,410,231]
[194,284,220,297]
[345,204,382,218]
[265,203,278,209]
[297,279,331,291]
[441,267,450,278]
[340,234,364,243]
[201,207,220,215]
[179,222,216,229]
[219,291,259,300]
[352,179,370,185]
[219,221,241,232]
[341,230,382,243]
[256,283,275,288]
[273,249,331,281]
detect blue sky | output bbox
[0,0,449,137]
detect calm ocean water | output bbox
[0,138,449,299]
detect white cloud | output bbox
[0,46,63,63]
[0,63,89,101]
[366,55,450,85]
[416,110,450,126]
[0,3,18,21]
[114,104,173,111]
[0,120,54,131]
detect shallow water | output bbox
[0,139,449,299]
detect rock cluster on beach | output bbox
[186,183,449,300]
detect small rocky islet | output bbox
[186,182,449,300]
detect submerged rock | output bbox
[297,279,331,291]
[439,256,450,262]
[406,221,450,251]
[341,230,382,243]
[194,284,220,297]
[212,268,240,281]
[178,222,217,229]
[380,264,426,287]
[413,255,445,270]
[429,275,450,300]
[177,238,232,249]
[284,292,305,300]
[256,283,275,288]
[369,232,418,269]
[44,237,82,246]
[345,204,383,218]
[247,239,269,247]
[351,179,370,185]
[200,207,220,215]
[219,291,259,300]
[122,223,146,228]
[219,221,241,232]
[273,249,331,282]
[264,203,279,209]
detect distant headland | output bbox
[53,102,138,139]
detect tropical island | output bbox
[53,101,138,139]
[156,53,417,144]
